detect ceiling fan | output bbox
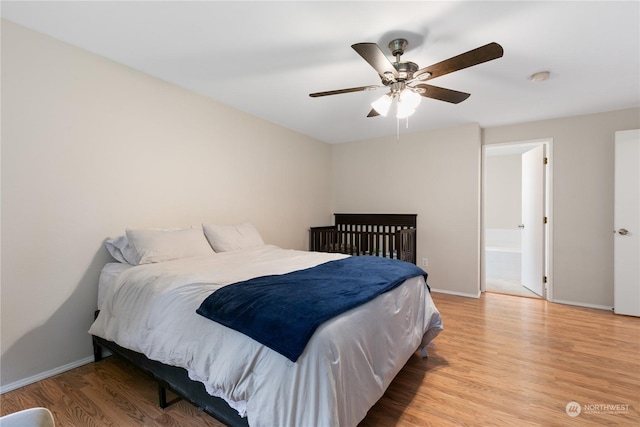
[309,38,504,118]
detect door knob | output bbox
[618,228,629,235]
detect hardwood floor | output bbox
[2,292,638,426]
[360,293,639,426]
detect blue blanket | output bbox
[196,256,427,362]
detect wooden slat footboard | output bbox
[310,214,417,264]
[397,228,416,263]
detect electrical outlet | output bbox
[422,258,428,267]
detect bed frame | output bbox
[92,317,247,426]
[309,213,417,264]
[92,214,416,426]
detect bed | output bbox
[90,222,442,427]
[309,213,417,264]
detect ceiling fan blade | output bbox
[367,108,380,118]
[414,42,504,81]
[415,84,471,104]
[309,85,378,98]
[351,43,399,80]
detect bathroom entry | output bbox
[482,140,551,299]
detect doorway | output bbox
[481,139,552,299]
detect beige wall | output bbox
[0,21,332,389]
[332,124,482,297]
[332,108,640,308]
[483,109,640,308]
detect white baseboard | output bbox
[0,356,94,394]
[430,288,481,298]
[552,299,613,312]
[431,290,613,311]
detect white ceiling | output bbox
[2,1,639,144]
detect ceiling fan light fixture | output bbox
[400,88,421,109]
[371,94,393,116]
[396,102,415,119]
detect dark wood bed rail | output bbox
[310,214,417,264]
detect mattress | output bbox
[90,245,443,426]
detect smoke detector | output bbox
[530,71,551,82]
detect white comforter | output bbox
[89,245,443,426]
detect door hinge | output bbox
[543,157,548,165]
[544,216,548,224]
[543,276,547,283]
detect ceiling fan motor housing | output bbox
[395,61,418,80]
[382,61,418,85]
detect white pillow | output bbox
[125,227,214,264]
[104,235,139,265]
[203,222,265,252]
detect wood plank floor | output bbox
[2,292,638,426]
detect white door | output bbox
[521,145,545,296]
[614,129,640,316]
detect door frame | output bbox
[480,138,554,300]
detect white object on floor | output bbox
[0,407,55,427]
